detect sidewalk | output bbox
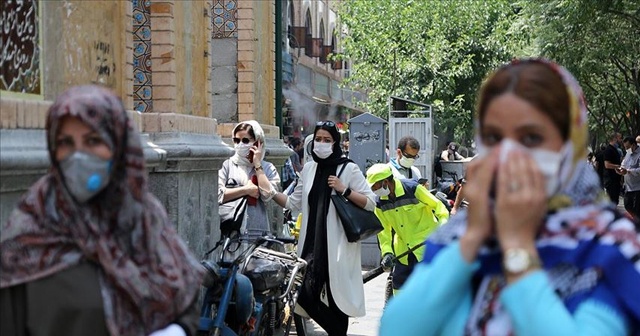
[295,269,388,336]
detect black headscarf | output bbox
[300,122,350,301]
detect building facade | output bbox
[0,0,367,259]
[280,0,366,140]
[0,0,293,257]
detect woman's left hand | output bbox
[327,175,346,193]
[494,149,547,251]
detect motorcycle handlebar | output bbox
[256,235,297,247]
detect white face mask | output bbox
[627,148,633,155]
[398,155,415,168]
[373,182,391,197]
[484,138,566,197]
[529,147,564,197]
[313,141,333,159]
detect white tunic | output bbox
[286,161,376,317]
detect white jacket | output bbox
[286,161,376,317]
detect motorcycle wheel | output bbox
[384,273,394,306]
[293,314,308,336]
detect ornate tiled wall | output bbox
[132,0,153,112]
[211,0,237,38]
[0,0,41,95]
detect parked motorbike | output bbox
[198,233,307,336]
[433,170,468,211]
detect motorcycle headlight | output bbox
[201,260,221,288]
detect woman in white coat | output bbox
[274,121,376,335]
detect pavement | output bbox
[293,269,389,336]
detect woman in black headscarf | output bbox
[274,121,376,335]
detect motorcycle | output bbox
[433,170,468,212]
[198,233,307,336]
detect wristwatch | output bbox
[342,188,352,197]
[503,248,542,275]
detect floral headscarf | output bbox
[426,59,640,334]
[1,85,203,335]
[474,58,600,209]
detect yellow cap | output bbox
[366,164,393,187]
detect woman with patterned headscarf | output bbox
[380,59,640,335]
[0,85,203,336]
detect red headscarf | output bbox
[1,85,203,335]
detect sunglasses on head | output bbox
[232,137,253,144]
[402,151,420,159]
[316,120,336,128]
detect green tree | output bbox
[517,0,640,147]
[338,0,524,146]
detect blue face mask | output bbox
[60,151,112,203]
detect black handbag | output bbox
[219,178,248,235]
[330,163,383,243]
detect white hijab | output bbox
[230,120,265,166]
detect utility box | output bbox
[347,112,387,268]
[347,113,387,175]
[388,96,435,184]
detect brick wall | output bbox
[237,1,255,121]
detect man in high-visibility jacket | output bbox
[366,164,449,292]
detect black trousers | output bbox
[605,180,621,205]
[624,190,640,220]
[391,252,418,290]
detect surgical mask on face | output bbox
[60,151,112,203]
[529,147,564,197]
[313,141,333,159]
[627,148,633,155]
[496,139,565,197]
[398,156,415,168]
[374,182,391,197]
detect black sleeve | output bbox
[0,285,28,336]
[175,293,200,336]
[603,147,619,164]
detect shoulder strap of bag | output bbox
[333,163,349,197]
[336,162,349,178]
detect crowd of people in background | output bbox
[589,133,640,222]
[3,58,639,336]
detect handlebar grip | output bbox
[275,236,297,244]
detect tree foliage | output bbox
[517,0,640,147]
[337,0,640,148]
[338,0,523,145]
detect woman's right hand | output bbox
[459,148,498,263]
[244,181,259,198]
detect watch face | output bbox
[504,249,530,273]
